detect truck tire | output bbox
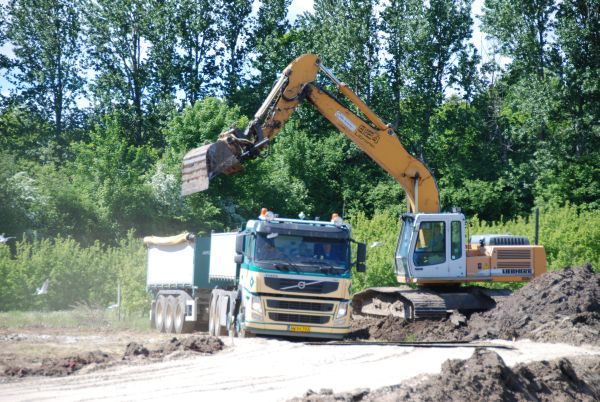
[216,300,227,336]
[174,297,194,334]
[155,295,167,333]
[164,296,176,333]
[173,297,185,334]
[237,308,255,338]
[208,293,217,336]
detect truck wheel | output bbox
[164,296,176,333]
[155,295,167,333]
[216,301,228,336]
[237,308,255,338]
[174,297,194,334]
[208,293,217,336]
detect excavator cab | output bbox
[395,213,467,284]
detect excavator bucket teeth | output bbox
[181,141,243,196]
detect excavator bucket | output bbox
[181,140,243,196]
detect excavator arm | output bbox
[181,54,440,213]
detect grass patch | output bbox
[0,306,150,332]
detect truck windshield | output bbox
[255,234,349,272]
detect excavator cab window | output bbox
[395,217,414,274]
[451,221,462,260]
[413,221,446,266]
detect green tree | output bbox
[380,0,476,158]
[218,0,253,100]
[299,0,379,100]
[4,0,83,149]
[482,0,556,78]
[85,0,151,145]
[242,0,292,114]
[0,9,10,72]
[145,0,179,106]
[71,111,160,240]
[175,0,220,105]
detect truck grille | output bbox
[497,249,531,259]
[269,313,330,324]
[266,299,334,312]
[264,277,339,294]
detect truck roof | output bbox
[246,218,351,240]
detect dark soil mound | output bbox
[157,335,224,355]
[467,264,600,345]
[123,342,150,359]
[350,315,466,342]
[292,350,600,401]
[4,351,109,378]
[353,265,600,345]
[123,335,224,360]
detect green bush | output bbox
[469,204,599,271]
[349,209,401,292]
[347,204,598,293]
[0,232,149,315]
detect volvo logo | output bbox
[281,280,326,291]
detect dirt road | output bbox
[2,336,598,402]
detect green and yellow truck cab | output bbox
[144,209,366,339]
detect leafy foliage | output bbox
[0,232,148,315]
[0,0,598,311]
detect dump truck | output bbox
[144,209,366,338]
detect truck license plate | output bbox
[290,325,310,332]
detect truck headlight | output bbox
[251,295,263,314]
[336,301,348,318]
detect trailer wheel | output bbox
[155,295,167,333]
[174,298,194,334]
[164,296,176,333]
[173,297,185,334]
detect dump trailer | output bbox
[144,210,367,338]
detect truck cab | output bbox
[233,211,366,339]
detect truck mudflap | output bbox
[352,286,510,320]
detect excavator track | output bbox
[352,286,507,320]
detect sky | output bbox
[1,0,496,99]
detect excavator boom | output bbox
[181,54,440,213]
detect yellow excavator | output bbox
[181,54,547,319]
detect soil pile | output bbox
[157,335,224,355]
[292,349,600,401]
[3,351,109,378]
[352,265,600,345]
[467,264,600,345]
[123,335,224,360]
[3,335,223,378]
[350,316,466,342]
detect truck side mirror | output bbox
[356,242,367,272]
[235,233,245,255]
